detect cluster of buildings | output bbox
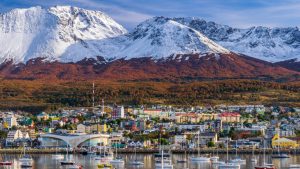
[0,104,299,150]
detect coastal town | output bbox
[1,104,299,152]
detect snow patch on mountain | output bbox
[173,17,300,62]
[88,17,230,60]
[0,6,127,63]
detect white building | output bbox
[6,130,29,143]
[3,115,18,128]
[111,106,125,119]
[174,135,186,145]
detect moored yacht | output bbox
[190,130,210,162]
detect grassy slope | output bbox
[0,79,299,113]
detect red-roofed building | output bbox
[218,112,241,123]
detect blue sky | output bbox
[0,0,299,30]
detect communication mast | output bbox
[102,99,105,114]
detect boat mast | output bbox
[198,130,200,157]
[263,138,265,165]
[236,140,238,158]
[226,137,229,163]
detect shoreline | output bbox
[0,148,299,154]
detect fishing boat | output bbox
[190,130,210,162]
[255,138,276,169]
[230,140,246,165]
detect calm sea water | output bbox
[0,153,299,169]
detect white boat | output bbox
[230,140,246,165]
[52,154,64,160]
[230,158,246,165]
[219,137,240,169]
[211,156,220,162]
[110,158,125,164]
[19,157,33,163]
[212,160,226,165]
[289,164,300,169]
[251,158,258,163]
[190,130,210,162]
[155,159,173,169]
[155,149,173,169]
[129,146,144,165]
[190,156,211,162]
[60,144,74,165]
[155,163,174,169]
[129,161,144,165]
[110,143,124,165]
[20,162,33,168]
[218,163,240,169]
[19,146,33,163]
[255,139,276,169]
[251,145,257,163]
[66,164,82,169]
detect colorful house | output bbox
[272,133,298,148]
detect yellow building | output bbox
[91,123,108,133]
[175,113,218,123]
[272,134,298,148]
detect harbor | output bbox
[0,153,298,169]
[1,148,300,154]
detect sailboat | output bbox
[271,144,289,158]
[19,145,33,163]
[155,150,173,169]
[95,146,114,161]
[52,140,64,160]
[60,144,75,165]
[251,144,257,163]
[255,138,276,169]
[210,146,220,162]
[190,130,210,162]
[0,148,12,165]
[87,134,96,155]
[129,146,144,165]
[230,140,246,165]
[19,145,33,168]
[218,137,240,169]
[212,145,225,165]
[110,143,124,164]
[177,143,187,163]
[289,164,300,169]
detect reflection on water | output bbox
[0,153,299,169]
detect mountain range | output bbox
[0,6,299,80]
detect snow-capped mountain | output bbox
[0,6,299,65]
[0,6,127,63]
[173,17,300,62]
[90,17,230,59]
